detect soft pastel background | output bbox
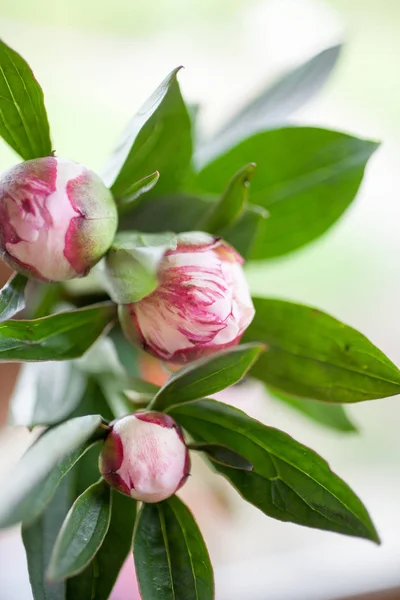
[0,0,400,598]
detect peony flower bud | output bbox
[118,233,255,363]
[0,157,118,282]
[99,412,190,503]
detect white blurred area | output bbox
[1,0,400,598]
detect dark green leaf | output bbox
[0,39,52,159]
[197,45,342,164]
[170,399,379,542]
[22,476,71,600]
[0,273,27,322]
[188,442,253,471]
[151,343,265,411]
[10,361,86,426]
[0,302,116,361]
[102,232,177,304]
[134,496,214,600]
[106,68,192,199]
[269,387,357,432]
[195,127,378,259]
[48,479,112,581]
[198,163,256,233]
[118,171,160,214]
[0,415,106,528]
[244,297,400,402]
[220,203,268,259]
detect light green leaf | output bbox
[0,39,52,159]
[195,127,378,259]
[106,68,192,199]
[0,302,116,362]
[48,479,112,581]
[0,272,27,322]
[170,399,379,542]
[118,171,160,214]
[0,415,106,528]
[197,45,342,165]
[151,343,265,411]
[134,496,214,600]
[101,231,177,304]
[244,297,400,402]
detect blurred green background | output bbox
[0,1,399,598]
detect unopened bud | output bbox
[99,412,190,503]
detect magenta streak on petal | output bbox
[63,174,87,275]
[101,430,132,496]
[167,333,243,364]
[176,449,191,492]
[136,412,177,429]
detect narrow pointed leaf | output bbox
[118,171,160,214]
[22,476,71,600]
[0,273,27,322]
[0,415,106,528]
[269,388,357,432]
[0,302,116,361]
[220,203,268,259]
[151,343,265,411]
[195,127,378,259]
[170,399,379,542]
[134,496,214,600]
[188,442,253,471]
[106,68,192,199]
[199,163,256,233]
[244,297,400,402]
[48,479,112,581]
[197,45,342,165]
[0,39,52,159]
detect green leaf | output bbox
[134,496,214,600]
[48,479,112,581]
[170,399,379,542]
[0,272,27,322]
[0,302,116,362]
[195,127,379,259]
[220,203,268,259]
[244,297,400,402]
[0,39,52,159]
[198,163,256,233]
[197,45,342,165]
[118,171,160,214]
[10,361,86,427]
[106,67,192,199]
[150,343,265,411]
[101,231,177,304]
[0,415,106,528]
[188,442,253,471]
[22,475,71,600]
[269,387,357,433]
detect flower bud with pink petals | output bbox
[99,412,190,503]
[0,157,118,282]
[117,232,255,364]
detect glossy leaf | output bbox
[0,273,27,322]
[105,68,192,199]
[22,476,71,600]
[244,297,400,402]
[151,343,265,411]
[48,479,112,581]
[269,388,357,432]
[102,232,176,304]
[0,415,106,528]
[199,163,256,233]
[197,45,341,165]
[0,39,52,159]
[170,399,378,542]
[195,127,378,259]
[134,496,214,600]
[10,361,86,427]
[188,442,253,471]
[0,302,116,362]
[118,171,160,214]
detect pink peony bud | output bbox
[0,157,118,282]
[99,412,190,503]
[118,233,255,363]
